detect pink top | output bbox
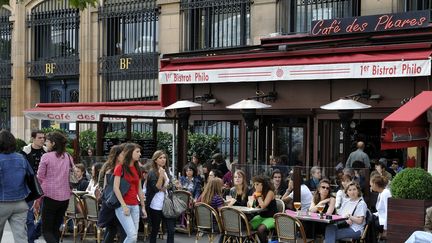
[37,152,72,201]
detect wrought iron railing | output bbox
[180,0,252,51]
[277,0,360,34]
[0,7,11,130]
[26,57,79,79]
[406,0,432,20]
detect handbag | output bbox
[104,172,130,209]
[162,190,187,218]
[25,171,44,202]
[67,154,79,187]
[336,199,363,229]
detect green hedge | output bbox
[390,168,432,200]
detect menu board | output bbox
[133,139,157,159]
[102,138,127,156]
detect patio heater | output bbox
[164,100,201,176]
[320,98,371,161]
[227,99,271,171]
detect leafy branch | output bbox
[0,0,98,10]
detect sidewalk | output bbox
[2,222,219,242]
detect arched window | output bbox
[27,0,80,78]
[99,0,159,101]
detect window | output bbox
[28,0,79,60]
[406,0,432,20]
[0,7,11,130]
[181,0,252,51]
[278,0,360,34]
[99,0,159,101]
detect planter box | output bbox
[387,198,432,243]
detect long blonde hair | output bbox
[151,150,169,178]
[201,178,223,205]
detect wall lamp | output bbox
[164,100,201,130]
[194,93,219,105]
[226,99,271,131]
[346,89,382,102]
[249,91,278,103]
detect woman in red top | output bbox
[113,143,147,243]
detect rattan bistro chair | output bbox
[274,213,313,243]
[174,190,194,236]
[194,202,223,243]
[220,206,257,243]
[60,193,86,242]
[81,194,102,243]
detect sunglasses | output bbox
[321,186,330,190]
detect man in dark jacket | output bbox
[20,130,47,243]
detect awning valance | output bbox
[23,101,165,122]
[160,47,432,84]
[381,91,432,150]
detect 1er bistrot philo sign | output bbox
[311,10,429,36]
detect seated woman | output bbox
[227,170,251,207]
[176,163,202,200]
[370,175,391,240]
[282,177,313,212]
[73,163,89,191]
[324,182,367,242]
[86,162,103,196]
[309,179,336,237]
[197,177,224,210]
[309,179,336,215]
[271,169,287,198]
[335,174,352,210]
[249,175,277,243]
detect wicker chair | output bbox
[274,213,313,243]
[60,193,86,242]
[276,199,286,213]
[220,206,257,243]
[174,190,194,236]
[339,224,369,243]
[194,202,223,243]
[81,194,102,243]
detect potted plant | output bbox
[387,168,432,243]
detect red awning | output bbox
[161,48,432,71]
[160,45,432,84]
[381,91,432,150]
[24,101,165,122]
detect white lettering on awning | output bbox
[159,59,431,84]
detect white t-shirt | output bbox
[85,179,98,196]
[339,198,367,233]
[374,188,392,230]
[335,189,349,210]
[289,184,313,212]
[150,172,169,210]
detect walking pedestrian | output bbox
[0,130,34,243]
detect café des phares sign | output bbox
[311,10,430,36]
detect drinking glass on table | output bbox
[248,196,254,208]
[317,204,325,218]
[293,201,301,216]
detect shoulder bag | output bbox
[104,170,130,209]
[336,199,363,229]
[67,153,79,187]
[25,160,44,202]
[162,190,188,218]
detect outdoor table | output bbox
[285,209,346,224]
[231,206,265,214]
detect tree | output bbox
[0,0,98,10]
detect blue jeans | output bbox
[324,224,361,243]
[27,201,42,243]
[115,205,140,243]
[405,231,432,243]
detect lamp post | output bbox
[320,98,371,161]
[227,99,271,166]
[164,100,201,176]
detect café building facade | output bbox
[160,10,432,170]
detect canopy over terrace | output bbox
[23,101,180,168]
[23,101,166,122]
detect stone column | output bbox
[79,6,100,103]
[250,0,277,45]
[157,0,181,54]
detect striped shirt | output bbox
[37,152,71,201]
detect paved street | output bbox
[2,222,219,243]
